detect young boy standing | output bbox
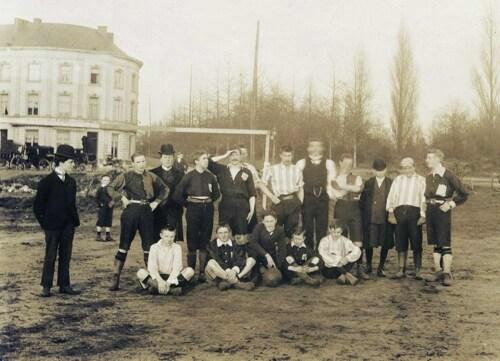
[359,159,394,277]
[205,225,256,291]
[137,226,194,295]
[331,153,368,280]
[424,149,468,286]
[318,223,362,285]
[283,229,321,286]
[173,150,221,282]
[95,175,114,242]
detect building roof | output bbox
[0,18,142,65]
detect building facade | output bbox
[0,18,142,162]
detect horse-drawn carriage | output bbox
[0,141,54,170]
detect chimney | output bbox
[14,18,28,32]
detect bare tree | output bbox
[473,5,500,131]
[344,50,371,166]
[390,24,418,154]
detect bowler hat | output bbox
[372,159,387,171]
[55,144,76,159]
[159,144,175,155]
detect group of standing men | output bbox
[34,139,468,297]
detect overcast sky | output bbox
[2,0,497,130]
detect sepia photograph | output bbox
[0,0,500,360]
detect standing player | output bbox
[107,153,168,291]
[359,159,394,277]
[173,150,221,282]
[386,157,426,280]
[331,153,368,280]
[296,140,337,249]
[33,144,81,297]
[209,147,256,237]
[151,144,185,242]
[95,175,115,242]
[424,149,468,286]
[262,145,304,238]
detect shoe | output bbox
[344,272,359,286]
[105,234,114,242]
[442,273,452,286]
[40,287,51,297]
[109,274,120,291]
[169,287,183,296]
[233,281,256,291]
[357,267,371,280]
[414,268,423,280]
[424,271,444,283]
[336,274,347,285]
[59,286,81,295]
[297,272,321,286]
[392,271,406,279]
[217,281,232,291]
[376,268,386,277]
[289,277,302,285]
[198,273,207,283]
[366,265,373,274]
[95,233,101,241]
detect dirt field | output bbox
[1,170,500,361]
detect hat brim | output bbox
[55,152,76,159]
[158,151,175,156]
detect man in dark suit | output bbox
[359,159,394,277]
[33,144,81,297]
[151,144,185,242]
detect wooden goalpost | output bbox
[150,126,275,208]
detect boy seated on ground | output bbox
[205,224,256,291]
[137,226,194,295]
[248,211,288,287]
[318,222,362,286]
[283,228,321,286]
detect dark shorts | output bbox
[272,196,301,238]
[426,205,452,247]
[219,196,250,235]
[158,273,190,288]
[322,262,355,279]
[335,199,363,244]
[96,206,113,227]
[119,204,154,252]
[367,223,394,249]
[394,206,422,253]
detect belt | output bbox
[187,196,212,204]
[128,200,149,205]
[426,199,446,205]
[279,193,297,201]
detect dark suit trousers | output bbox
[303,194,329,250]
[41,223,75,288]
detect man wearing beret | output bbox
[151,144,185,242]
[33,144,81,297]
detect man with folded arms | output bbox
[262,145,304,238]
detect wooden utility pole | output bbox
[188,65,193,126]
[249,21,260,161]
[148,96,152,157]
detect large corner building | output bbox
[0,18,142,162]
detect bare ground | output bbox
[1,172,500,361]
